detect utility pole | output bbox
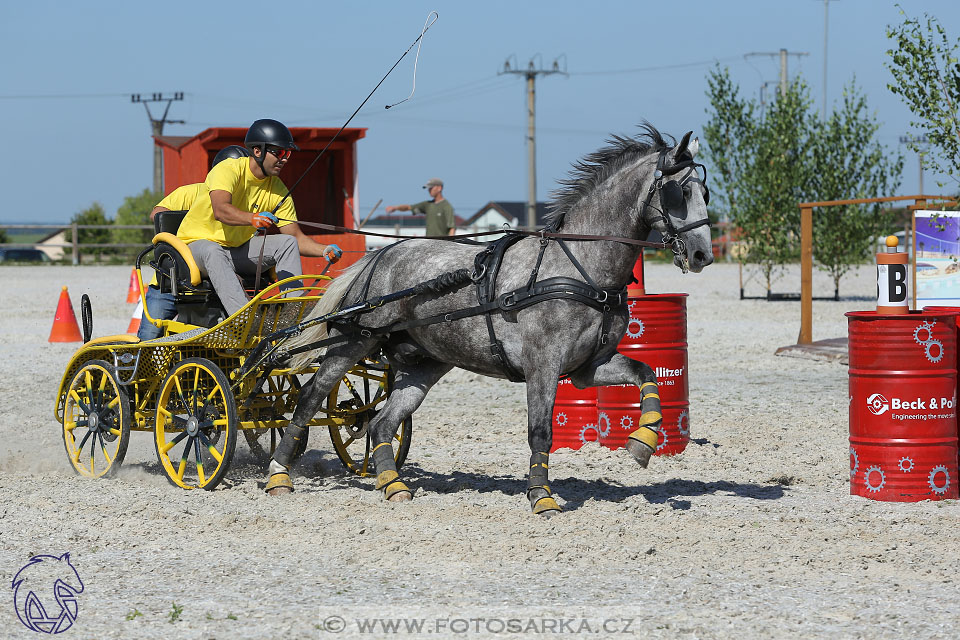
[131,92,184,194]
[900,134,930,194]
[821,0,837,119]
[499,56,567,230]
[745,50,809,98]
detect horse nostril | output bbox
[694,250,713,266]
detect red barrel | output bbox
[924,306,960,376]
[847,310,959,501]
[598,293,689,456]
[551,379,598,451]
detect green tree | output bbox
[886,8,960,188]
[113,188,160,253]
[705,66,903,297]
[0,228,7,244]
[704,67,817,292]
[810,81,904,296]
[65,202,112,262]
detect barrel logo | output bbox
[866,393,890,416]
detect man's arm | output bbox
[149,205,169,221]
[210,190,266,226]
[278,222,332,258]
[385,204,412,213]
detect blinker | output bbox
[661,180,684,211]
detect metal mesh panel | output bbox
[56,294,323,422]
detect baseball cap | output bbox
[423,177,444,189]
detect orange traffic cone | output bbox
[126,268,140,303]
[127,299,143,335]
[49,286,83,343]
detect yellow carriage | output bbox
[54,230,411,490]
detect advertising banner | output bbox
[915,210,960,308]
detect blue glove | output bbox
[324,244,343,263]
[252,211,279,229]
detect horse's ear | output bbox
[688,137,700,159]
[672,131,693,160]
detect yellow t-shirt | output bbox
[177,157,297,248]
[157,183,205,211]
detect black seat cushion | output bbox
[154,210,188,235]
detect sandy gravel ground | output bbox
[1,262,958,640]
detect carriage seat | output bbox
[149,210,276,328]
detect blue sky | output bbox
[1,0,957,224]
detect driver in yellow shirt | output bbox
[176,119,341,316]
[138,145,250,340]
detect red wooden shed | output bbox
[154,126,367,274]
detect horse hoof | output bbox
[387,490,413,502]
[532,495,562,516]
[267,486,292,496]
[625,439,654,468]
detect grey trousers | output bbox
[188,235,302,316]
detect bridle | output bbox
[640,148,711,272]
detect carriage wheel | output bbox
[327,361,412,477]
[242,374,308,462]
[62,360,131,478]
[154,358,237,490]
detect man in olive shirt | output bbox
[385,177,456,236]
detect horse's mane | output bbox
[546,122,674,229]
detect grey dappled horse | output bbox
[267,125,713,514]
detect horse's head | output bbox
[640,131,714,273]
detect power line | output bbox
[0,92,129,100]
[570,55,743,76]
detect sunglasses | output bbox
[265,146,292,161]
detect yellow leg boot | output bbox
[265,460,294,495]
[376,470,413,502]
[626,423,660,468]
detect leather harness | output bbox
[311,231,627,382]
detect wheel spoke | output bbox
[162,430,189,455]
[75,429,93,457]
[69,390,90,414]
[97,432,113,464]
[194,436,205,485]
[176,437,193,481]
[191,368,201,413]
[173,377,191,416]
[197,431,223,464]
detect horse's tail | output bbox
[285,257,371,372]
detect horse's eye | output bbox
[682,184,692,198]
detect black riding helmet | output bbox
[245,119,298,174]
[211,145,249,167]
